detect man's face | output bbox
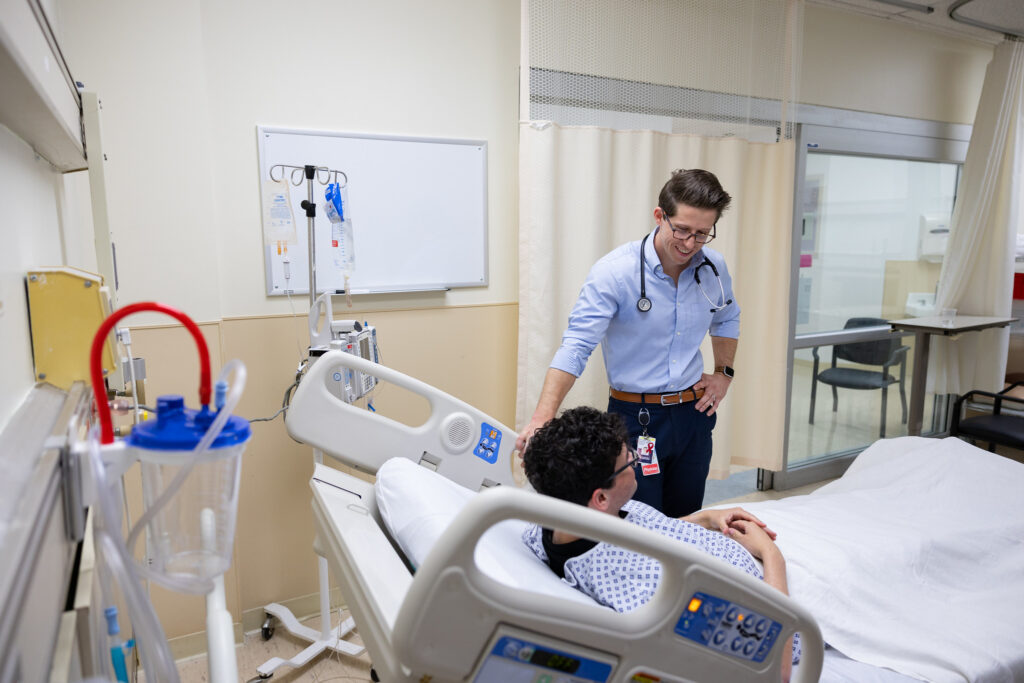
[653,203,718,271]
[604,443,638,511]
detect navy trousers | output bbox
[607,395,716,518]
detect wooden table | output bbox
[888,315,1018,435]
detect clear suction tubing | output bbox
[88,302,251,681]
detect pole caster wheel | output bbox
[261,614,276,641]
[370,668,380,682]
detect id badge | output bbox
[637,435,660,476]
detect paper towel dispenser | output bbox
[919,215,949,263]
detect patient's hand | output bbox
[685,507,777,540]
[728,519,782,562]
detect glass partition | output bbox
[796,153,959,336]
[787,330,943,467]
[779,130,964,484]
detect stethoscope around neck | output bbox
[637,232,733,314]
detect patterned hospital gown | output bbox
[522,499,801,664]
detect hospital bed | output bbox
[288,352,1024,683]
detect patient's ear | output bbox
[589,487,613,513]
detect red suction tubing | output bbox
[89,302,211,444]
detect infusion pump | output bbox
[310,321,379,404]
[307,293,379,404]
[328,323,378,402]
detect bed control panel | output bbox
[471,628,615,683]
[473,422,502,464]
[674,592,782,664]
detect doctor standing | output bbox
[516,169,740,518]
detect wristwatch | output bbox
[715,365,735,379]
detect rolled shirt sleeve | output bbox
[707,253,740,339]
[550,257,623,378]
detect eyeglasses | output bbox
[664,217,716,244]
[604,446,641,488]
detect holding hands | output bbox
[684,507,777,541]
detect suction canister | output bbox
[127,395,251,592]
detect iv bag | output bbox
[261,178,297,244]
[326,183,355,273]
[331,221,356,273]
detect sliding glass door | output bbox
[773,118,968,488]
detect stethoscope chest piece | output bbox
[637,296,652,313]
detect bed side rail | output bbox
[393,487,824,683]
[287,351,522,490]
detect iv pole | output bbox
[267,163,348,307]
[258,163,362,679]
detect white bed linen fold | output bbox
[736,437,1024,683]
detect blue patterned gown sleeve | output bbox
[523,500,802,664]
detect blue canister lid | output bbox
[127,395,251,451]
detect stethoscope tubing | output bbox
[637,231,732,313]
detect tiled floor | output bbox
[177,615,372,683]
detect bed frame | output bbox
[289,352,825,682]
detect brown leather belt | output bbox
[609,387,705,405]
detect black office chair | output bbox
[950,381,1024,452]
[809,317,910,438]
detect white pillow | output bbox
[375,457,476,568]
[374,457,602,607]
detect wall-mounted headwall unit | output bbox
[257,127,488,296]
[0,0,85,170]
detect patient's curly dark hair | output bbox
[523,406,628,506]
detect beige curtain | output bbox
[517,122,795,476]
[931,39,1024,395]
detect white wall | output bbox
[56,0,521,324]
[0,126,69,425]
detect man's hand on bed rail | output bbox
[681,507,777,540]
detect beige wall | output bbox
[527,2,992,125]
[801,5,992,123]
[528,0,797,100]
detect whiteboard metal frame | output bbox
[256,126,489,297]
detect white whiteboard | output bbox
[257,126,488,295]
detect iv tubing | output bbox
[90,302,211,445]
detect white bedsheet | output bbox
[735,437,1024,683]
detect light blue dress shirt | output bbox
[550,227,740,393]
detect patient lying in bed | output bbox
[375,425,1024,682]
[521,406,801,671]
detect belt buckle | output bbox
[660,392,681,406]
